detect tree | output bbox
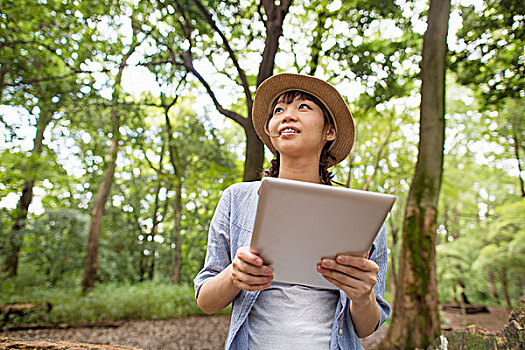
[380,0,451,348]
[81,8,142,292]
[146,0,292,181]
[473,200,525,310]
[24,209,89,284]
[452,0,524,196]
[452,0,524,105]
[0,0,105,276]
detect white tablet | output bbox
[250,177,396,289]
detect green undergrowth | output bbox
[0,276,230,327]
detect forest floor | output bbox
[0,305,511,349]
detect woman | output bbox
[194,73,390,349]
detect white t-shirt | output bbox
[247,282,339,349]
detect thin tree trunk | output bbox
[345,149,356,188]
[500,269,512,310]
[81,108,119,292]
[147,248,156,281]
[0,63,7,99]
[2,109,52,276]
[308,3,327,76]
[511,113,525,196]
[443,204,449,244]
[487,269,500,300]
[451,284,459,305]
[459,280,470,304]
[380,0,450,348]
[459,281,468,326]
[345,122,359,188]
[388,214,399,300]
[244,122,265,181]
[244,0,292,180]
[452,207,460,240]
[147,178,164,281]
[362,128,392,191]
[81,40,138,292]
[161,97,184,284]
[256,0,292,87]
[170,182,183,284]
[178,1,291,182]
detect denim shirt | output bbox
[194,181,391,350]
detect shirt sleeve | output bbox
[193,187,233,299]
[370,224,391,329]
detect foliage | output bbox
[435,79,524,307]
[0,275,227,327]
[451,0,524,106]
[0,0,523,328]
[22,209,89,285]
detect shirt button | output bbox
[338,328,343,335]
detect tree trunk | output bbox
[388,215,399,300]
[345,149,356,188]
[362,128,392,191]
[81,107,119,292]
[1,109,52,276]
[178,1,292,181]
[170,182,183,284]
[147,177,165,281]
[487,269,500,300]
[379,0,450,348]
[81,40,137,292]
[147,246,156,281]
[500,269,512,310]
[429,296,525,349]
[0,63,7,100]
[239,0,292,181]
[256,0,292,87]
[511,111,525,197]
[243,121,266,181]
[307,3,327,76]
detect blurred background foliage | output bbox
[0,0,523,325]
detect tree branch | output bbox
[172,18,247,126]
[192,0,253,109]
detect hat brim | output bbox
[252,73,355,168]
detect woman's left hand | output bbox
[316,253,379,303]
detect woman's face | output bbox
[266,94,335,160]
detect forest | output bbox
[0,0,523,349]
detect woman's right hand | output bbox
[231,247,273,291]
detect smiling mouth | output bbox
[280,128,300,135]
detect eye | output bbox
[298,103,312,110]
[273,106,284,115]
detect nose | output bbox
[281,109,297,123]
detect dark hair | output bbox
[262,90,336,185]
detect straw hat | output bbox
[252,73,355,168]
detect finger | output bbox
[317,264,361,287]
[233,258,273,277]
[335,255,379,273]
[320,259,369,278]
[237,248,264,267]
[321,257,372,277]
[235,280,272,292]
[322,274,354,292]
[234,270,273,286]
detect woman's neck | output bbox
[278,155,321,183]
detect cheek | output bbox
[266,118,278,134]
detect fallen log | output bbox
[1,303,53,327]
[0,337,141,350]
[441,303,490,314]
[429,296,525,350]
[5,321,122,331]
[0,303,52,314]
